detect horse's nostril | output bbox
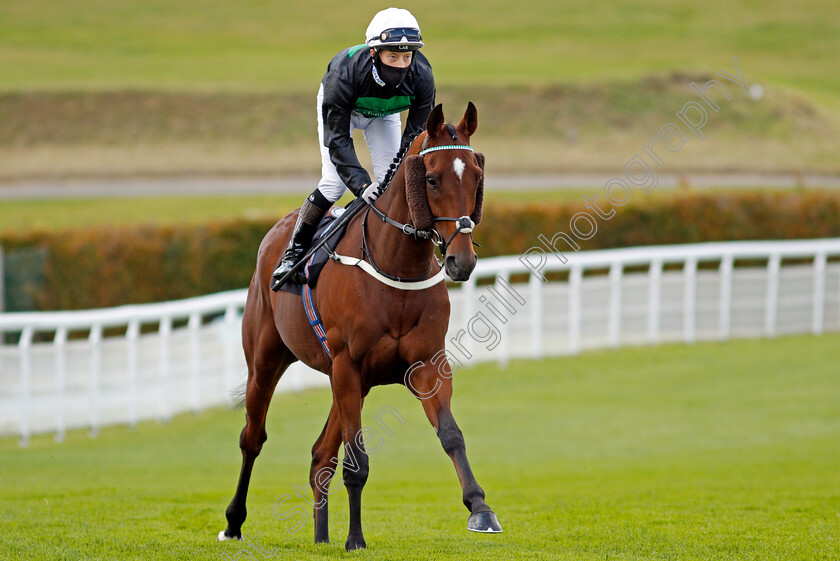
[445,255,458,273]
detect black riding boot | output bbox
[271,192,331,288]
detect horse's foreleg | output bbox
[220,348,291,540]
[407,364,503,533]
[309,399,343,544]
[331,355,369,551]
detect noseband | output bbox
[428,215,476,257]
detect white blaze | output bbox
[453,157,465,181]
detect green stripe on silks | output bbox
[347,44,368,58]
[354,95,414,117]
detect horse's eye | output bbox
[426,174,437,188]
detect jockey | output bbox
[272,7,436,286]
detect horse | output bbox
[219,102,502,551]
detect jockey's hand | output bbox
[362,182,381,204]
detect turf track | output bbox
[1,335,838,560]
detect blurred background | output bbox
[1,0,838,311]
[1,3,839,560]
[1,0,838,179]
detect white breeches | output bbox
[316,84,402,202]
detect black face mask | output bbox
[374,58,410,87]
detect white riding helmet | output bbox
[365,8,424,51]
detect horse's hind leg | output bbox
[308,398,343,544]
[219,319,294,540]
[406,363,503,533]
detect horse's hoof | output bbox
[217,529,242,541]
[468,511,503,533]
[345,537,366,551]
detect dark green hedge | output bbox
[476,190,840,256]
[1,220,272,311]
[3,190,839,312]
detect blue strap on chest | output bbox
[302,254,332,360]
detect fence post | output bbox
[764,254,781,337]
[648,259,663,344]
[569,265,583,355]
[812,252,827,335]
[683,258,697,344]
[127,318,140,429]
[719,256,733,341]
[189,312,202,414]
[89,324,102,437]
[19,327,33,447]
[224,304,238,406]
[609,263,623,349]
[160,316,172,422]
[0,244,4,314]
[529,271,543,359]
[462,275,476,359]
[495,271,510,368]
[55,326,68,442]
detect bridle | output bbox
[359,142,480,282]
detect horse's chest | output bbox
[356,309,442,385]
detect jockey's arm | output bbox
[321,73,373,197]
[403,73,436,146]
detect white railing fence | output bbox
[0,244,5,313]
[2,238,839,445]
[458,238,840,365]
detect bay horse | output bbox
[219,103,502,551]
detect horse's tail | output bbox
[229,380,247,409]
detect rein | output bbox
[364,198,476,257]
[329,142,480,289]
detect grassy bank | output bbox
[0,0,838,179]
[2,0,838,108]
[4,186,828,235]
[1,335,838,560]
[0,76,837,179]
[0,189,604,233]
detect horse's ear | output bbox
[459,101,478,138]
[426,103,445,140]
[404,155,434,229]
[471,152,485,225]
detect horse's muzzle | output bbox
[445,253,476,282]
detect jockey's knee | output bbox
[316,182,345,204]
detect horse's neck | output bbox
[364,175,435,279]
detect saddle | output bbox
[272,207,352,296]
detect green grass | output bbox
[0,189,597,234]
[3,194,310,233]
[1,186,830,234]
[1,1,838,178]
[1,335,838,560]
[1,0,838,109]
[4,84,838,178]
